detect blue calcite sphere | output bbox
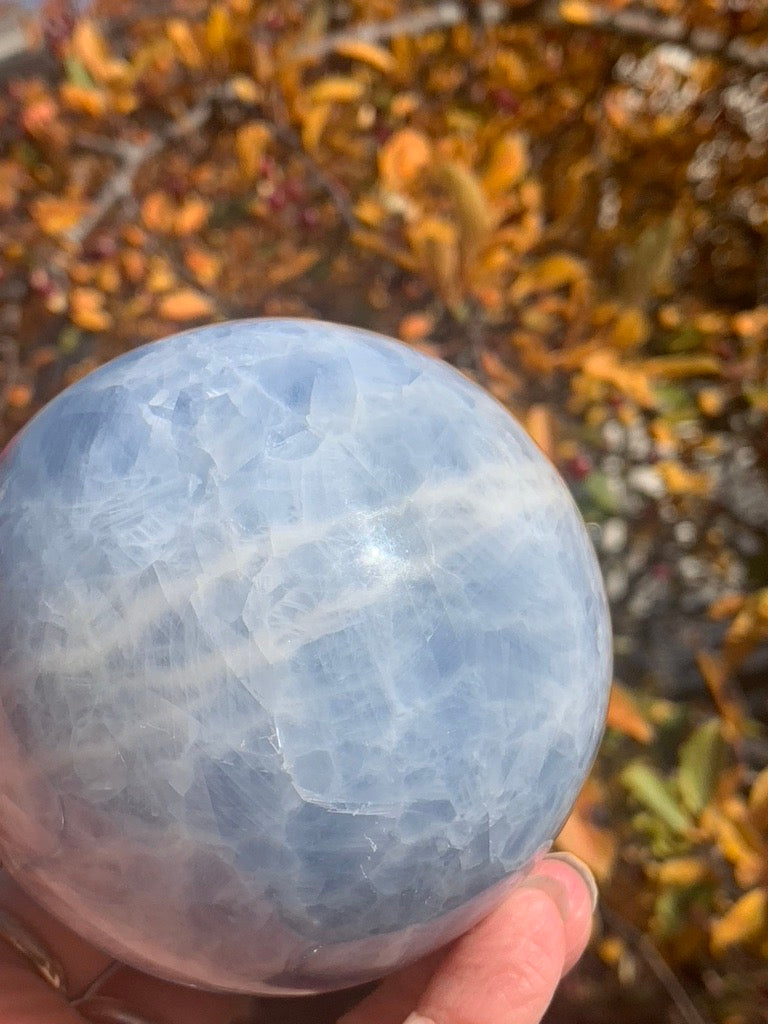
[0,319,611,994]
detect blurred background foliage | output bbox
[0,0,767,1021]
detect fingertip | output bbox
[414,882,568,1024]
[531,853,597,973]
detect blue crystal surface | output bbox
[0,318,611,994]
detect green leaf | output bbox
[677,719,727,817]
[582,470,621,515]
[64,56,96,89]
[58,326,83,355]
[621,762,694,836]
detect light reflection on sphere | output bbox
[0,319,611,994]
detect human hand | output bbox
[0,852,596,1024]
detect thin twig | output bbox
[601,904,712,1024]
[67,94,218,248]
[294,0,768,73]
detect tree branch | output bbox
[67,94,217,248]
[293,0,768,73]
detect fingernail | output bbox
[402,1014,436,1024]
[545,852,599,912]
[518,874,572,921]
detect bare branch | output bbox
[293,0,768,73]
[66,94,217,248]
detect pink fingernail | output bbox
[545,852,599,912]
[402,1014,436,1024]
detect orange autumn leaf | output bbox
[31,196,89,236]
[607,682,655,744]
[334,40,395,75]
[305,76,366,106]
[184,247,222,288]
[581,349,657,409]
[556,777,618,882]
[378,129,432,192]
[482,133,529,196]
[69,287,112,331]
[173,197,211,237]
[265,249,321,287]
[710,888,768,955]
[141,191,176,233]
[656,460,712,497]
[398,312,435,344]
[524,404,556,461]
[158,289,215,322]
[69,19,131,85]
[235,122,272,180]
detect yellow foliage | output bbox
[166,19,204,70]
[157,289,215,322]
[482,133,529,197]
[379,129,433,192]
[305,76,366,106]
[235,123,272,180]
[69,20,132,86]
[607,683,655,744]
[654,857,712,888]
[334,40,395,75]
[656,460,712,497]
[31,196,90,236]
[710,889,768,955]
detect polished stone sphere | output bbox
[0,319,611,994]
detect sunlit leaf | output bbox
[607,683,655,744]
[621,762,694,836]
[334,40,395,76]
[556,777,618,882]
[378,129,432,192]
[677,720,727,817]
[158,289,215,322]
[31,195,89,236]
[710,889,768,955]
[305,76,366,106]
[482,133,529,197]
[235,123,271,180]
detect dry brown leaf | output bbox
[556,777,618,882]
[158,289,215,322]
[266,249,321,288]
[607,682,655,744]
[378,129,432,192]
